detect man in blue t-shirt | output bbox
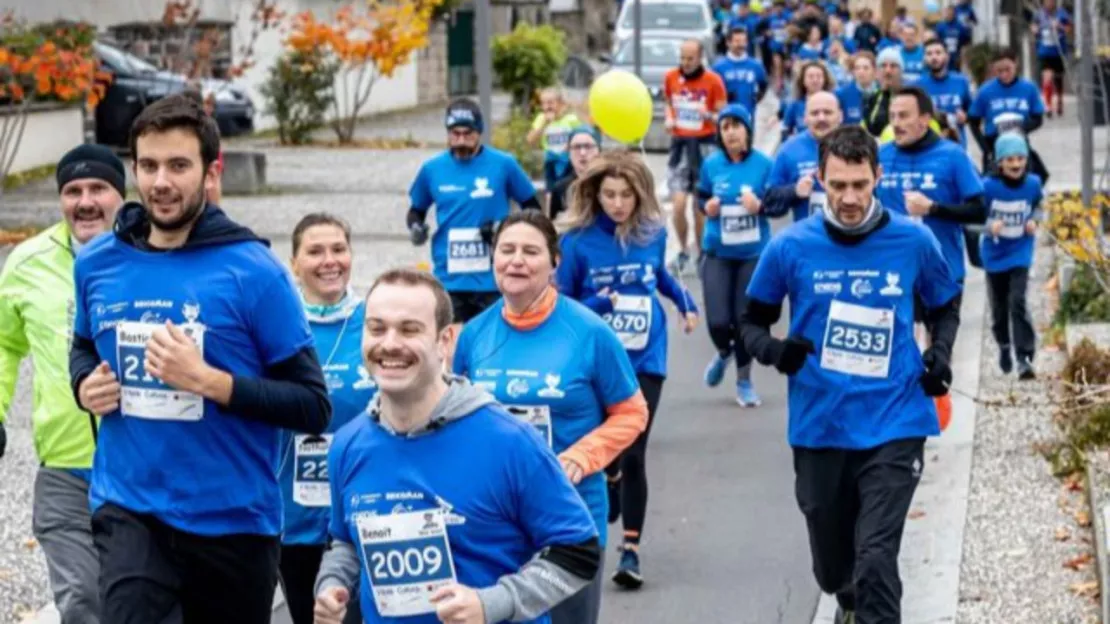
[764,91,843,222]
[69,94,333,622]
[968,48,1046,172]
[312,268,600,624]
[1029,0,1071,117]
[712,28,768,119]
[914,39,972,147]
[406,98,541,338]
[932,5,972,71]
[739,125,961,624]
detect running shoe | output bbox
[1018,356,1036,380]
[998,345,1013,374]
[736,379,762,407]
[612,545,643,590]
[703,352,731,387]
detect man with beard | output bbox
[932,5,972,72]
[406,98,541,355]
[548,125,602,220]
[0,144,126,624]
[740,125,960,624]
[913,39,972,148]
[861,47,904,137]
[764,91,843,222]
[968,48,1047,173]
[69,93,332,623]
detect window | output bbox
[620,4,708,30]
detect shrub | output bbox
[964,42,1005,86]
[492,112,543,180]
[1057,263,1110,324]
[259,49,337,145]
[491,23,567,114]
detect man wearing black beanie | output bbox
[0,142,126,624]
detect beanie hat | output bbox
[718,103,753,134]
[994,132,1029,160]
[56,144,127,198]
[566,125,602,147]
[445,98,484,133]
[876,47,904,69]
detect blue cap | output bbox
[994,132,1029,160]
[718,103,753,133]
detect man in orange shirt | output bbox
[663,39,727,275]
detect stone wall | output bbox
[418,22,450,105]
[550,10,588,56]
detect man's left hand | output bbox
[145,321,211,395]
[904,191,934,216]
[431,583,486,624]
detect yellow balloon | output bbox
[588,69,653,145]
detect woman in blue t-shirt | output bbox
[555,150,698,591]
[278,213,374,624]
[453,210,649,624]
[779,60,837,142]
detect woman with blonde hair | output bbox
[555,150,698,590]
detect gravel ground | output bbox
[956,238,1102,623]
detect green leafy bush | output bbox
[964,42,1005,86]
[259,50,338,146]
[492,112,543,180]
[1056,263,1110,324]
[491,24,568,113]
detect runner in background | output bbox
[837,51,878,126]
[1029,0,1071,118]
[555,151,697,589]
[0,144,126,624]
[914,39,972,149]
[862,47,905,137]
[549,126,603,221]
[712,27,768,119]
[69,94,332,623]
[454,211,647,621]
[741,125,960,624]
[407,98,542,360]
[932,5,973,72]
[967,48,1046,173]
[898,22,926,83]
[314,267,601,624]
[277,214,371,624]
[851,8,883,54]
[696,104,779,406]
[765,91,844,222]
[527,88,582,208]
[663,39,728,275]
[779,60,837,141]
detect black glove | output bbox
[479,220,496,247]
[0,422,6,459]
[409,222,429,246]
[920,347,952,397]
[774,336,816,375]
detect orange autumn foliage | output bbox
[0,13,109,109]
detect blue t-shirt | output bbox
[1035,8,1070,58]
[826,35,857,55]
[765,14,791,53]
[877,137,984,282]
[746,214,961,449]
[900,46,926,83]
[795,42,825,62]
[955,2,978,27]
[933,20,971,68]
[980,174,1044,273]
[279,301,377,545]
[453,297,641,544]
[328,404,598,624]
[779,98,807,137]
[697,148,775,259]
[768,130,825,222]
[711,55,768,112]
[968,78,1046,137]
[73,234,314,536]
[409,147,537,293]
[913,71,972,146]
[556,218,696,377]
[836,82,872,125]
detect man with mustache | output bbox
[0,144,126,624]
[69,93,332,623]
[763,90,843,222]
[740,125,960,624]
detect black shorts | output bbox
[667,136,717,194]
[1038,55,1066,75]
[913,282,964,325]
[449,290,501,324]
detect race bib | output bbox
[546,127,570,154]
[992,112,1024,135]
[447,228,490,274]
[293,434,333,507]
[674,99,704,132]
[358,509,458,618]
[505,404,553,447]
[809,191,827,216]
[820,299,894,378]
[991,199,1028,239]
[1041,25,1056,46]
[720,203,760,245]
[116,321,205,421]
[604,295,653,350]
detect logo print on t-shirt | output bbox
[850,278,873,299]
[470,177,494,199]
[880,272,904,297]
[537,373,565,399]
[506,377,530,398]
[353,365,378,390]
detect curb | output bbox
[1085,458,1110,624]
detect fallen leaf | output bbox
[1064,552,1094,570]
[22,538,37,550]
[0,568,11,581]
[908,510,926,520]
[1076,510,1092,527]
[1069,581,1100,598]
[1065,473,1085,491]
[1056,526,1072,541]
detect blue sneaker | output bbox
[612,546,643,589]
[703,352,731,387]
[736,380,762,407]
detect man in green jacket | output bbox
[0,144,125,624]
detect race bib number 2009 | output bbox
[116,321,205,421]
[358,509,458,617]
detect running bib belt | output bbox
[506,404,553,447]
[116,321,205,421]
[358,509,458,617]
[447,228,490,274]
[720,204,761,246]
[820,300,894,378]
[604,295,653,350]
[991,199,1028,239]
[293,434,332,507]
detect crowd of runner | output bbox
[0,1,1072,623]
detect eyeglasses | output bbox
[569,143,599,152]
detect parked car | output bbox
[93,41,256,150]
[601,36,709,152]
[611,0,716,62]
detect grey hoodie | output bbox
[314,375,596,623]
